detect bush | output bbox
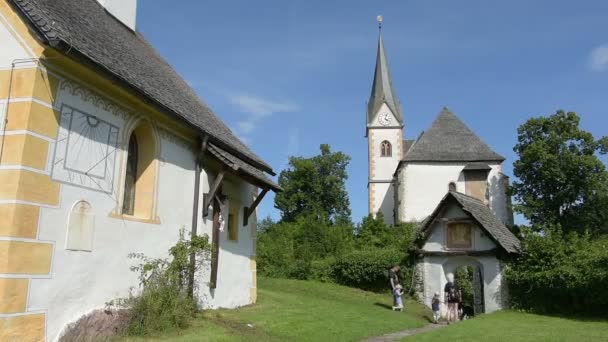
[111,229,211,336]
[310,257,336,282]
[332,248,409,291]
[506,228,608,315]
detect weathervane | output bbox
[377,15,383,30]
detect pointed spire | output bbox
[368,17,403,126]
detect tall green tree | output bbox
[512,110,608,234]
[274,144,351,223]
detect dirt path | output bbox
[361,323,447,342]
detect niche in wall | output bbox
[66,200,95,251]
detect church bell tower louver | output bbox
[367,16,404,225]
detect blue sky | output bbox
[138,1,608,223]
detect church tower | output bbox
[367,17,403,225]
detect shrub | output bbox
[111,229,211,336]
[310,257,336,283]
[506,228,608,315]
[332,248,409,291]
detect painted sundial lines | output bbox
[51,104,120,194]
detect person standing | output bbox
[389,265,401,308]
[432,292,442,323]
[444,273,461,324]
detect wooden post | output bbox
[203,169,225,217]
[209,196,221,289]
[243,188,269,226]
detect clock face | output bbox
[379,112,392,126]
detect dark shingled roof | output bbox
[402,139,415,158]
[367,32,403,126]
[404,108,505,162]
[463,162,492,171]
[9,0,273,175]
[421,191,520,254]
[207,144,282,192]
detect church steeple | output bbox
[367,18,403,126]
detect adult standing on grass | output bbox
[444,273,460,324]
[389,264,401,307]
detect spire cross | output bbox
[377,15,383,31]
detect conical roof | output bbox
[367,32,403,125]
[404,108,505,162]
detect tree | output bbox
[274,144,351,223]
[356,213,419,253]
[511,110,608,234]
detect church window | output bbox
[448,182,457,192]
[446,222,472,249]
[228,202,239,241]
[122,134,138,215]
[121,121,158,219]
[380,141,392,157]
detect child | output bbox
[432,292,442,323]
[393,284,404,311]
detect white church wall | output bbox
[421,255,504,315]
[488,169,511,226]
[25,78,256,341]
[0,15,33,67]
[370,182,395,224]
[422,219,497,252]
[398,162,504,222]
[195,175,257,309]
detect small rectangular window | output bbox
[228,212,238,241]
[446,222,472,248]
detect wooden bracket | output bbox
[203,169,225,217]
[243,188,269,226]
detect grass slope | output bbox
[403,311,608,342]
[121,277,428,342]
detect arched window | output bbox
[380,141,392,157]
[448,182,457,192]
[122,134,138,215]
[121,121,157,219]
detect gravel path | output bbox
[361,323,447,342]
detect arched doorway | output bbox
[442,257,485,316]
[454,265,485,316]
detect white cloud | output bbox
[228,94,299,142]
[589,44,608,72]
[236,120,256,134]
[230,94,299,118]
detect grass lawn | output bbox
[120,277,429,341]
[403,311,608,342]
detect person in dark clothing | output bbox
[444,273,461,324]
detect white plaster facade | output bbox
[24,72,259,342]
[395,162,511,225]
[96,0,137,30]
[418,203,507,316]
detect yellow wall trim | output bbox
[4,100,59,139]
[250,287,257,304]
[0,240,53,274]
[0,204,39,239]
[0,0,46,56]
[0,134,49,170]
[0,170,60,205]
[108,212,161,225]
[0,68,59,104]
[0,278,28,313]
[0,313,45,342]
